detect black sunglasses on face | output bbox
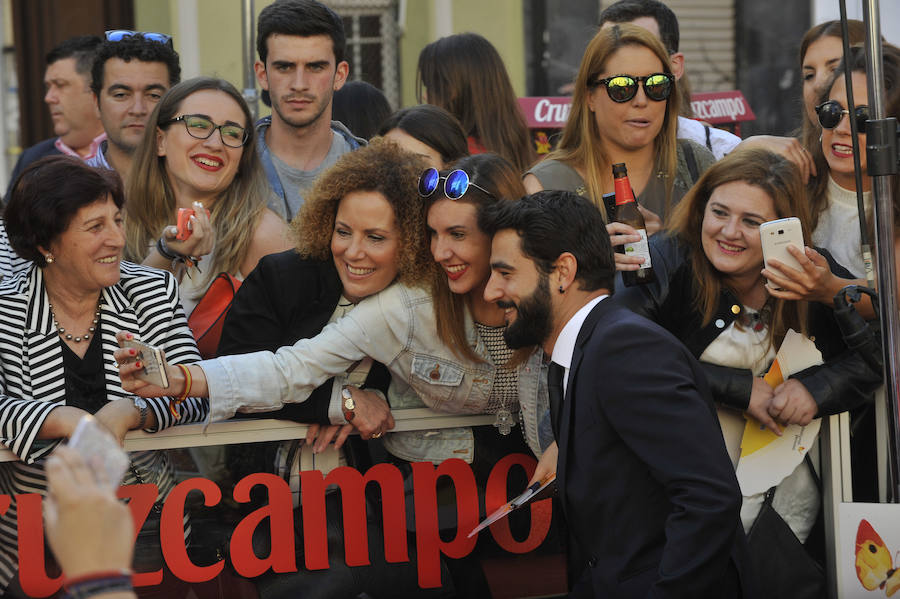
[815,100,870,134]
[589,73,674,103]
[162,115,249,148]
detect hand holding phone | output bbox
[176,206,211,241]
[123,339,169,389]
[760,217,805,291]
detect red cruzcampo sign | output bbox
[518,97,573,128]
[518,91,756,128]
[689,91,756,125]
[13,456,553,596]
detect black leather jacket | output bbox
[611,234,881,416]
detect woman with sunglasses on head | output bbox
[125,77,292,346]
[612,148,881,596]
[118,154,550,457]
[117,153,553,596]
[524,24,714,238]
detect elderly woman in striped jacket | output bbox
[0,156,206,597]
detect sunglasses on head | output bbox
[162,115,249,148]
[105,30,173,47]
[418,168,494,200]
[589,73,674,103]
[815,100,870,133]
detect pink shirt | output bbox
[54,132,107,160]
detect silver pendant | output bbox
[493,408,515,435]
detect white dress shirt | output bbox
[550,294,608,395]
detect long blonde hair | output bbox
[125,77,269,295]
[545,23,679,220]
[668,148,811,347]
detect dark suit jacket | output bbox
[4,138,61,201]
[558,298,751,598]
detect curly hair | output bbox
[293,139,434,287]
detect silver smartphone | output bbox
[760,217,804,290]
[123,339,169,389]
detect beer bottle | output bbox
[612,163,655,286]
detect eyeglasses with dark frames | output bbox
[162,114,249,148]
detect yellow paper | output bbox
[735,329,824,495]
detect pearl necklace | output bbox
[49,301,101,343]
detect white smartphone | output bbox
[123,339,169,389]
[760,217,804,290]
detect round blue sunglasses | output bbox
[418,168,493,200]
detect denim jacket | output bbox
[201,283,552,463]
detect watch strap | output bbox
[132,397,148,430]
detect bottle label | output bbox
[623,229,652,270]
[614,177,635,204]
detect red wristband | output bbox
[62,569,131,589]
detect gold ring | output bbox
[372,432,383,439]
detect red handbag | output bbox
[187,272,242,359]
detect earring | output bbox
[558,285,565,294]
[45,254,54,264]
[819,132,823,143]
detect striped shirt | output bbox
[0,262,208,590]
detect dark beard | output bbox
[503,273,553,349]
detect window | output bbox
[333,0,400,108]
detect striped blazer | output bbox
[0,262,208,590]
[0,224,30,282]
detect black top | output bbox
[61,329,106,414]
[217,249,391,423]
[611,233,882,416]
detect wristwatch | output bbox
[131,396,149,430]
[341,386,355,422]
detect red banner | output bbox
[517,90,756,129]
[13,457,553,596]
[689,91,756,124]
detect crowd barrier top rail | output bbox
[0,409,497,462]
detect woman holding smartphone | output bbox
[116,153,551,460]
[610,148,880,592]
[0,157,206,598]
[117,152,552,597]
[125,77,291,325]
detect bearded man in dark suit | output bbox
[480,190,753,598]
